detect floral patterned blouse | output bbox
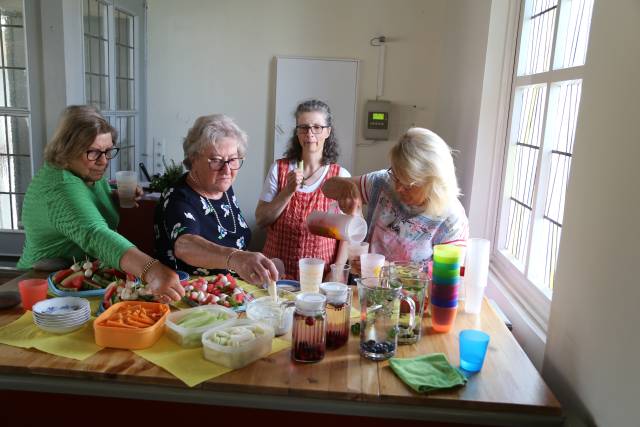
[154,174,251,275]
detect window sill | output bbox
[484,260,550,369]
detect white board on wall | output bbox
[274,56,359,172]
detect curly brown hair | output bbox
[282,99,339,165]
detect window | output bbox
[496,0,594,296]
[83,0,138,178]
[0,0,30,231]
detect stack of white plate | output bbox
[32,297,91,334]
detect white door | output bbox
[274,57,358,172]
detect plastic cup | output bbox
[431,305,458,333]
[115,170,138,208]
[307,211,367,243]
[18,279,48,311]
[298,258,324,293]
[360,253,385,278]
[330,263,351,284]
[347,242,369,277]
[463,238,491,314]
[459,329,490,372]
[433,244,464,265]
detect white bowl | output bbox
[35,321,88,334]
[32,297,90,316]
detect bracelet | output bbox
[225,249,241,271]
[141,258,159,283]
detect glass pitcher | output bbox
[356,277,416,361]
[381,262,429,345]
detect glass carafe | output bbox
[356,277,415,361]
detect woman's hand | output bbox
[283,169,303,196]
[322,177,362,215]
[228,251,279,285]
[111,185,145,208]
[144,262,185,303]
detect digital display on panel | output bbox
[371,112,386,121]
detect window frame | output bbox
[490,0,592,331]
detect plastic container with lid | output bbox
[307,211,367,243]
[291,293,327,363]
[201,319,275,369]
[165,305,237,348]
[94,301,169,350]
[319,282,351,349]
[246,288,296,336]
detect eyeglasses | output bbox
[387,167,417,189]
[86,147,119,161]
[207,157,244,171]
[295,124,329,135]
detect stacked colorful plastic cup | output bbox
[430,244,464,332]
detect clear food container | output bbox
[201,319,275,369]
[165,305,237,348]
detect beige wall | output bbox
[147,0,491,249]
[543,1,640,426]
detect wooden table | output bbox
[0,271,562,426]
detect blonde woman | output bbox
[322,128,468,263]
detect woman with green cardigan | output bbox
[17,105,184,303]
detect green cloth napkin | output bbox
[389,353,467,393]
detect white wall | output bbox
[542,1,640,426]
[432,0,491,211]
[147,0,462,248]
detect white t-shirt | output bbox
[259,160,351,202]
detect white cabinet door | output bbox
[274,57,358,173]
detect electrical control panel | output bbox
[363,100,391,140]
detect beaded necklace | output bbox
[189,172,237,234]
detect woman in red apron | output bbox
[256,100,351,279]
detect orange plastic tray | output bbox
[94,301,169,349]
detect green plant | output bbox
[149,158,184,194]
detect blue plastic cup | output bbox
[459,329,490,372]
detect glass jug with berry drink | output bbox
[356,277,415,361]
[319,282,352,349]
[291,293,327,363]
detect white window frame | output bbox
[81,0,144,180]
[488,0,593,333]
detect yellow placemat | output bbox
[0,311,102,361]
[134,335,291,387]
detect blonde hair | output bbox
[182,114,248,169]
[390,128,461,217]
[44,105,117,168]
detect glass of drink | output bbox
[298,258,324,293]
[115,170,138,208]
[360,253,385,278]
[330,263,350,284]
[347,242,369,278]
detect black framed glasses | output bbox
[86,147,120,161]
[295,124,329,135]
[207,157,244,171]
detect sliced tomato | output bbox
[53,268,74,284]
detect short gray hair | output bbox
[182,114,248,169]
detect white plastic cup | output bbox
[463,238,491,314]
[330,263,351,284]
[360,253,385,278]
[115,170,138,208]
[306,211,367,243]
[298,258,325,293]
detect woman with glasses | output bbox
[18,105,185,303]
[155,114,278,285]
[322,127,468,264]
[256,100,351,279]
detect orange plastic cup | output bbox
[431,304,458,333]
[18,279,48,311]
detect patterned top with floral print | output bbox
[154,174,251,275]
[359,169,468,264]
